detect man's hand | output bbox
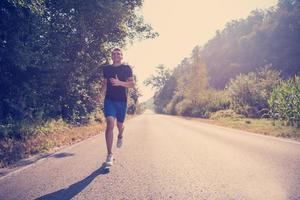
[110,75,122,86]
[110,75,135,88]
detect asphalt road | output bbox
[0,111,300,200]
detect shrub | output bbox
[268,76,300,126]
[165,95,183,115]
[172,90,230,118]
[210,109,245,120]
[175,99,193,116]
[227,65,281,117]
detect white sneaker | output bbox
[105,154,113,166]
[117,137,123,148]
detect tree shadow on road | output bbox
[35,163,109,200]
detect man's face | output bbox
[111,50,123,63]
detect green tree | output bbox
[202,0,300,88]
[0,0,157,138]
[144,64,173,113]
[149,46,214,117]
[144,64,171,92]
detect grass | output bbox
[211,117,299,140]
[0,113,137,168]
[180,114,300,142]
[0,119,105,168]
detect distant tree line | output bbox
[146,0,299,126]
[202,0,300,89]
[0,0,156,139]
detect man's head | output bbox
[111,48,123,64]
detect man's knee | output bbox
[116,122,123,128]
[106,117,115,130]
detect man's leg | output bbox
[116,101,127,148]
[116,101,127,138]
[105,116,115,154]
[116,121,124,148]
[117,122,124,137]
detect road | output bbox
[0,111,300,200]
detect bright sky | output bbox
[123,0,278,102]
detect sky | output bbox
[122,0,278,102]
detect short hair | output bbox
[112,48,122,53]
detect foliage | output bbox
[268,76,300,126]
[144,64,172,92]
[210,109,245,120]
[0,117,105,167]
[149,46,229,117]
[202,0,300,88]
[174,90,230,118]
[144,64,173,113]
[174,99,193,116]
[153,75,177,113]
[146,0,299,121]
[0,0,156,138]
[176,46,208,103]
[227,66,281,117]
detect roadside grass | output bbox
[0,113,137,168]
[0,115,105,168]
[208,117,300,140]
[180,109,300,142]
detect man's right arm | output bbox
[102,79,107,93]
[96,78,107,104]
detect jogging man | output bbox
[102,48,134,166]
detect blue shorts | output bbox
[104,99,127,123]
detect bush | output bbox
[210,109,245,120]
[175,99,193,116]
[0,118,69,140]
[205,90,230,113]
[227,65,281,117]
[269,76,300,126]
[165,95,182,115]
[172,90,230,118]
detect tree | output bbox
[144,64,171,92]
[149,47,211,116]
[0,0,157,138]
[184,46,208,103]
[201,1,300,88]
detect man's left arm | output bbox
[110,76,135,88]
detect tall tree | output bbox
[202,0,300,88]
[0,0,157,138]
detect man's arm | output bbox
[102,79,107,91]
[96,79,107,104]
[110,76,135,88]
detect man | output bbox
[102,48,134,166]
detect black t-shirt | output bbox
[103,64,133,102]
